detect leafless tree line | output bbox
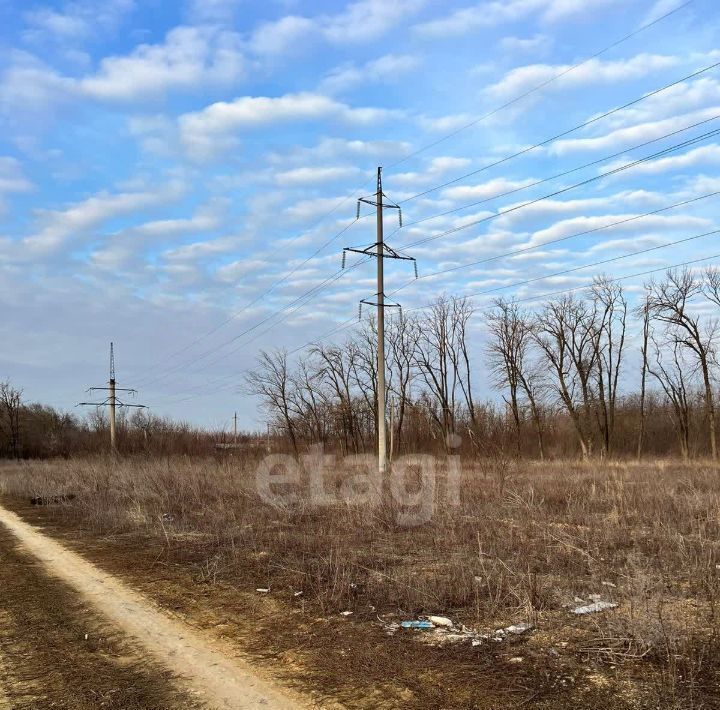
[0,390,243,459]
[247,268,720,461]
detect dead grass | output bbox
[1,455,720,708]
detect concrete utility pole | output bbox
[79,342,146,454]
[375,175,387,473]
[343,167,417,474]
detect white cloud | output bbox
[249,16,316,56]
[418,113,475,132]
[486,54,679,100]
[605,144,720,177]
[0,157,33,194]
[319,54,420,94]
[217,259,272,282]
[528,213,711,245]
[642,0,684,25]
[23,182,186,253]
[322,0,426,43]
[602,77,720,128]
[0,51,74,117]
[179,92,399,160]
[23,0,135,44]
[249,0,425,55]
[551,108,720,155]
[274,166,363,187]
[443,177,538,201]
[498,34,551,55]
[414,0,621,37]
[163,237,239,262]
[80,26,245,101]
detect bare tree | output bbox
[589,277,627,456]
[534,295,598,458]
[486,298,545,458]
[636,291,651,460]
[0,381,23,458]
[387,312,420,452]
[647,269,718,459]
[245,350,300,455]
[648,336,696,460]
[312,342,362,454]
[291,357,327,444]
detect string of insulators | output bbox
[341,250,346,269]
[358,302,362,321]
[398,209,403,228]
[413,260,418,279]
[356,202,361,219]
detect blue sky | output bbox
[1,0,719,430]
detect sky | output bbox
[1,0,719,431]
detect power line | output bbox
[386,0,695,170]
[400,126,720,250]
[388,190,719,296]
[398,114,720,230]
[149,247,720,408]
[399,59,720,205]
[402,228,720,313]
[140,254,371,390]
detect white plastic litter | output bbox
[256,588,270,593]
[572,600,617,615]
[427,615,453,627]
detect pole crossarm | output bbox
[343,243,415,261]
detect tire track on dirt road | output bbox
[0,503,303,710]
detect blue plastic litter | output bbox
[400,620,434,630]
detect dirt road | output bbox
[0,503,303,710]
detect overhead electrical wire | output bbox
[388,190,720,296]
[397,114,720,231]
[134,2,696,388]
[151,243,720,406]
[399,126,720,250]
[386,0,695,170]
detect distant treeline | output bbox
[0,385,256,459]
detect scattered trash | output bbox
[495,623,533,638]
[508,656,524,664]
[340,611,353,617]
[427,615,453,628]
[293,591,303,597]
[256,588,270,594]
[387,615,533,646]
[401,620,434,629]
[573,596,585,604]
[572,600,617,615]
[31,494,76,506]
[588,593,602,602]
[601,581,617,588]
[84,633,88,640]
[161,513,175,522]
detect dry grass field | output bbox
[1,455,719,708]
